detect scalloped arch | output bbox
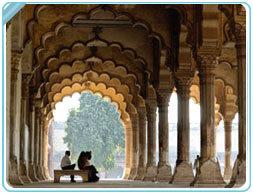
[48,81,132,121]
[43,67,141,105]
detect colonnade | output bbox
[124,53,246,186]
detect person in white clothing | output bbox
[60,151,76,182]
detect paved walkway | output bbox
[12,179,235,189]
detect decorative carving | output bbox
[175,76,193,87]
[157,93,171,107]
[11,51,22,69]
[219,5,246,44]
[22,74,31,98]
[197,55,218,70]
[92,26,103,40]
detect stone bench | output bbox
[54,170,89,183]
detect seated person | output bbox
[78,151,99,182]
[60,150,76,183]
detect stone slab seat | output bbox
[54,170,89,183]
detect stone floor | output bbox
[11,179,239,189]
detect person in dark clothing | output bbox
[77,151,99,182]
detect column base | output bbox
[8,158,24,185]
[143,165,157,181]
[19,160,32,184]
[40,166,47,180]
[36,165,45,180]
[43,166,50,179]
[134,166,146,180]
[190,159,225,185]
[28,163,40,182]
[123,167,131,179]
[128,167,137,180]
[223,166,232,181]
[156,164,172,182]
[170,161,194,184]
[226,159,246,188]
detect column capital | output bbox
[197,54,218,71]
[157,93,171,107]
[11,68,19,81]
[175,76,193,88]
[137,107,147,116]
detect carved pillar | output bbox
[192,54,224,185]
[123,125,131,179]
[214,103,222,157]
[134,107,147,180]
[224,119,233,180]
[42,120,49,179]
[35,107,44,180]
[143,100,157,181]
[28,95,39,181]
[19,75,32,184]
[229,27,246,186]
[39,118,47,180]
[128,113,139,179]
[156,93,172,182]
[171,76,194,183]
[8,52,23,185]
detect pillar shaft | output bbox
[191,54,224,185]
[176,81,191,162]
[123,126,131,179]
[146,102,157,167]
[228,29,246,187]
[10,66,19,159]
[198,55,217,161]
[170,75,194,184]
[157,94,170,166]
[128,113,139,179]
[143,101,157,181]
[224,119,232,179]
[156,93,172,182]
[8,51,24,185]
[28,96,39,182]
[134,107,147,180]
[236,38,246,160]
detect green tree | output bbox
[63,92,125,171]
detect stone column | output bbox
[28,96,40,181]
[19,75,32,184]
[143,100,157,181]
[42,122,50,179]
[214,103,222,157]
[35,108,44,180]
[128,113,139,179]
[192,54,224,185]
[134,107,147,180]
[39,118,47,180]
[223,119,233,180]
[156,93,172,182]
[171,76,194,183]
[123,125,131,179]
[8,51,23,185]
[228,27,246,187]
